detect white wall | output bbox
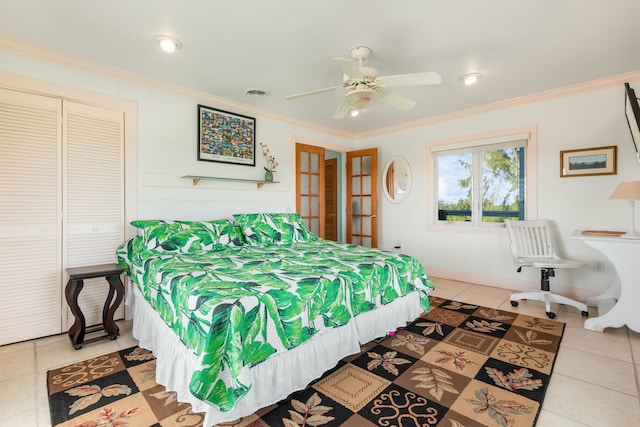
[2,49,639,298]
[0,51,353,221]
[366,83,640,298]
[130,88,356,220]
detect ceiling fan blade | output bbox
[377,90,416,110]
[382,71,442,87]
[285,86,344,100]
[332,58,363,78]
[331,96,352,119]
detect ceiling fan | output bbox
[285,46,442,119]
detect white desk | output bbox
[572,231,640,332]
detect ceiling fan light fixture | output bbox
[346,89,375,109]
[154,35,182,53]
[285,45,442,118]
[459,72,481,85]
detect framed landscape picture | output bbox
[560,146,617,177]
[197,105,256,166]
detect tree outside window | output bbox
[436,144,525,225]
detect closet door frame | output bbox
[0,72,138,333]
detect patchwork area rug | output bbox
[48,297,565,427]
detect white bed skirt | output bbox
[127,283,426,426]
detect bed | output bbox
[117,213,433,426]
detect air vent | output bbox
[245,88,268,96]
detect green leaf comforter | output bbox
[118,237,433,411]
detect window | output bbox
[428,127,537,228]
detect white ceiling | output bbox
[2,0,640,136]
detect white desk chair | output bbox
[505,219,588,319]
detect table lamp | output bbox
[610,181,640,239]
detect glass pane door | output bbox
[296,143,325,237]
[346,148,378,248]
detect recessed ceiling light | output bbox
[154,35,182,53]
[459,72,481,85]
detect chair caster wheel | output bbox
[581,311,589,317]
[546,312,556,319]
[510,301,519,307]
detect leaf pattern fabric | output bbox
[466,387,533,426]
[514,329,552,346]
[410,365,460,401]
[131,219,246,253]
[65,384,132,414]
[117,235,433,411]
[434,350,478,372]
[485,367,543,392]
[465,319,507,333]
[366,351,411,376]
[390,333,430,356]
[284,392,335,426]
[233,212,317,246]
[415,321,444,337]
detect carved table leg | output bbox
[64,278,86,350]
[104,274,125,339]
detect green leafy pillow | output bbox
[177,220,246,250]
[131,219,245,252]
[233,213,317,246]
[130,220,179,250]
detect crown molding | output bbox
[0,37,353,139]
[355,70,640,139]
[2,36,638,142]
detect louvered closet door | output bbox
[64,102,125,329]
[0,89,63,345]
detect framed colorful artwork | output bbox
[197,105,256,166]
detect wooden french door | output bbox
[295,144,378,247]
[324,158,338,241]
[346,148,378,248]
[296,143,325,238]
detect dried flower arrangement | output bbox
[259,142,279,172]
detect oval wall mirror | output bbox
[382,157,412,203]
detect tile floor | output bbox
[1,278,639,426]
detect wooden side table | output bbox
[64,263,125,349]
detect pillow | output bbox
[177,220,246,250]
[233,213,317,246]
[130,220,178,248]
[131,219,245,252]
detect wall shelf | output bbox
[182,175,279,189]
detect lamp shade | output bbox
[609,181,640,200]
[610,181,640,239]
